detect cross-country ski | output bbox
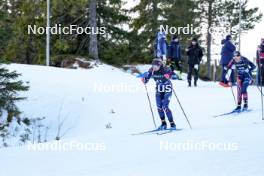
[214,109,253,118]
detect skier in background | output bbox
[154,30,167,63]
[167,35,183,80]
[186,38,203,87]
[256,38,264,86]
[225,51,256,112]
[141,59,176,130]
[219,35,236,87]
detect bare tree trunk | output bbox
[152,0,158,31]
[151,0,158,54]
[206,0,213,79]
[88,0,99,61]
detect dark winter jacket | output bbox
[227,56,256,76]
[186,44,203,65]
[168,41,181,61]
[220,40,236,65]
[256,44,264,66]
[221,39,226,45]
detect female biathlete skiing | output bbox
[225,51,256,112]
[141,59,176,130]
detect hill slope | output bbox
[1,64,264,176]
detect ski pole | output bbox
[171,86,192,130]
[260,67,264,120]
[226,70,237,105]
[247,72,264,96]
[230,84,237,105]
[144,84,157,128]
[246,71,264,120]
[237,81,243,106]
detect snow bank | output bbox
[0,63,263,176]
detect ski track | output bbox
[0,64,264,176]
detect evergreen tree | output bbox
[131,0,164,61]
[0,0,12,57]
[163,0,200,69]
[1,0,262,68]
[221,0,262,33]
[3,0,46,64]
[94,0,130,65]
[0,65,29,123]
[50,0,87,63]
[50,0,130,65]
[1,0,130,65]
[131,0,197,62]
[51,0,130,65]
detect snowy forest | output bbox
[0,1,262,67]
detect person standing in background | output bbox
[154,31,167,63]
[219,35,236,87]
[167,35,183,80]
[256,38,264,86]
[186,38,203,87]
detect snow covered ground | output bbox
[1,63,264,176]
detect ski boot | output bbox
[157,120,167,130]
[188,80,191,87]
[242,103,248,111]
[194,81,197,87]
[233,105,241,113]
[170,121,176,130]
